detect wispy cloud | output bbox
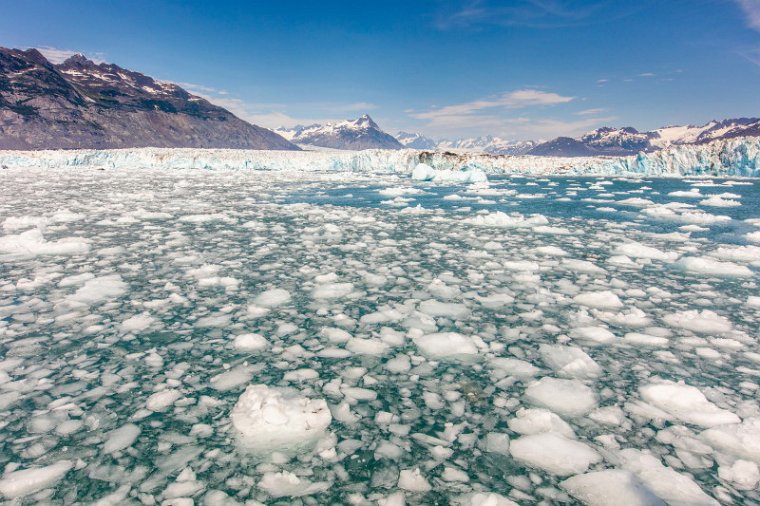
[734,0,760,30]
[36,46,105,64]
[740,46,760,67]
[413,89,574,121]
[734,0,760,67]
[575,108,607,115]
[401,88,614,139]
[435,0,611,29]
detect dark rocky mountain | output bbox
[275,115,403,150]
[0,47,297,150]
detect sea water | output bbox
[0,167,758,505]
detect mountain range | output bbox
[1,46,758,155]
[0,47,297,150]
[528,119,760,157]
[394,119,760,157]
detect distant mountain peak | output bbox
[275,115,403,150]
[60,53,94,67]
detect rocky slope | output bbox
[0,47,297,150]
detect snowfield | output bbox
[0,155,759,504]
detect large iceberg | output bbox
[230,384,332,455]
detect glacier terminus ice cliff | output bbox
[1,135,758,179]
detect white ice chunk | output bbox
[614,242,678,261]
[524,377,598,417]
[0,229,89,257]
[539,344,601,379]
[230,385,331,454]
[414,332,480,361]
[561,470,665,506]
[488,357,540,378]
[258,471,329,498]
[120,312,155,332]
[718,460,759,490]
[69,275,127,305]
[233,333,269,352]
[103,423,141,454]
[398,468,431,492]
[312,282,354,299]
[456,492,518,506]
[146,389,182,412]
[0,460,72,499]
[508,408,575,438]
[574,291,624,309]
[510,432,601,476]
[253,288,291,307]
[675,256,753,278]
[210,365,254,391]
[663,310,732,334]
[618,449,718,506]
[639,380,740,428]
[700,417,760,464]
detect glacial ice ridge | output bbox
[0,136,757,177]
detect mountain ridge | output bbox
[394,118,760,157]
[0,47,298,150]
[527,118,760,157]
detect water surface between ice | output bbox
[1,168,759,505]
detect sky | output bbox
[2,0,759,141]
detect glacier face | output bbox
[0,136,758,177]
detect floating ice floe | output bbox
[674,256,753,277]
[230,384,332,455]
[411,163,488,183]
[509,432,601,476]
[0,229,90,257]
[638,380,741,428]
[561,469,665,506]
[524,377,598,417]
[0,460,73,499]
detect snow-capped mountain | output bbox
[653,118,760,147]
[395,131,437,149]
[393,133,536,155]
[275,115,403,150]
[0,47,297,150]
[436,136,536,155]
[529,118,760,157]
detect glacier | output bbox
[0,135,758,177]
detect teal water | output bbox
[0,169,758,505]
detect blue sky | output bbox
[2,0,759,140]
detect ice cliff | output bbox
[0,136,757,177]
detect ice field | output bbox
[1,164,760,505]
